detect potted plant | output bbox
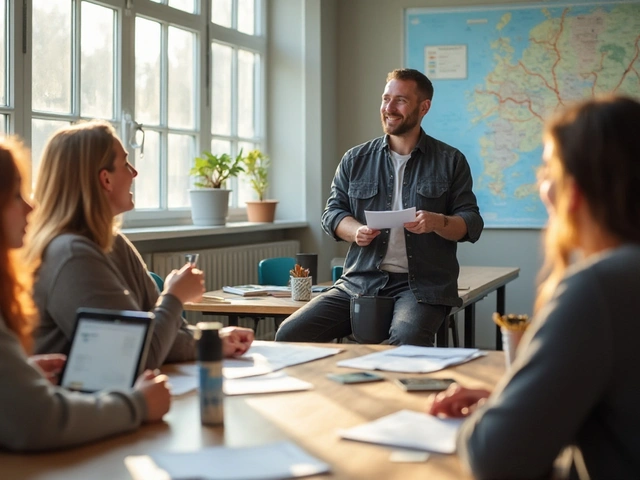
[189,150,244,226]
[242,149,278,223]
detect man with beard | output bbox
[276,68,483,346]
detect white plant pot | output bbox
[189,188,231,226]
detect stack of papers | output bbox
[339,410,463,454]
[125,441,330,480]
[166,341,342,396]
[336,345,485,373]
[222,285,327,297]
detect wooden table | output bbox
[0,344,506,480]
[186,266,520,349]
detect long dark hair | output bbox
[536,95,640,311]
[0,137,36,352]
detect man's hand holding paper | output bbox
[364,207,417,230]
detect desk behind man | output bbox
[276,68,483,346]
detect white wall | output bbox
[333,0,545,348]
[268,0,341,281]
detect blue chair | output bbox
[235,257,297,333]
[149,272,164,292]
[258,257,296,286]
[332,265,343,283]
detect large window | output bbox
[8,0,265,226]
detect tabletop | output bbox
[0,343,506,480]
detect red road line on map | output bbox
[613,35,640,92]
[549,9,567,105]
[516,61,558,95]
[474,89,545,122]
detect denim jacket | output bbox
[322,130,483,307]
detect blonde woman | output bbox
[26,121,253,369]
[429,96,640,479]
[0,137,170,451]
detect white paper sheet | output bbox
[167,341,342,390]
[364,207,416,229]
[224,372,313,395]
[339,409,463,454]
[222,341,342,379]
[126,441,330,480]
[167,371,313,397]
[336,345,485,373]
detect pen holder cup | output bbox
[350,296,395,344]
[291,276,312,301]
[501,327,525,369]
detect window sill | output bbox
[122,220,308,242]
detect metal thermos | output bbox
[197,322,224,426]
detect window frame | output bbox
[9,0,266,227]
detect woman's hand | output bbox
[134,370,171,422]
[428,383,491,418]
[29,354,67,384]
[220,327,255,357]
[164,264,205,304]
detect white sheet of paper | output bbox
[167,373,198,396]
[336,345,485,373]
[224,372,313,395]
[339,410,463,454]
[365,207,416,229]
[127,441,330,480]
[167,342,342,384]
[222,341,342,379]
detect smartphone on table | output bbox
[393,377,455,392]
[326,371,384,384]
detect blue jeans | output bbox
[275,273,450,346]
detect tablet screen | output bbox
[60,316,149,392]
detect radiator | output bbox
[150,240,300,339]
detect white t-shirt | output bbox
[380,150,411,273]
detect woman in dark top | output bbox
[430,96,640,479]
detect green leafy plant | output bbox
[190,150,245,189]
[242,149,270,201]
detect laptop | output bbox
[58,308,155,393]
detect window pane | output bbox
[0,0,6,106]
[31,119,69,183]
[211,42,232,135]
[169,0,195,14]
[212,0,232,28]
[134,130,160,209]
[168,133,193,208]
[0,114,6,134]
[81,2,115,119]
[135,18,161,125]
[32,0,71,113]
[210,139,230,156]
[237,0,255,35]
[237,49,255,138]
[168,26,195,129]
[237,141,255,204]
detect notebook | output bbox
[58,308,155,393]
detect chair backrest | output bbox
[149,272,164,292]
[332,265,343,283]
[258,257,296,286]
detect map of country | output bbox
[406,2,640,227]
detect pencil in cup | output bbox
[492,313,530,332]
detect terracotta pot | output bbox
[246,200,278,222]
